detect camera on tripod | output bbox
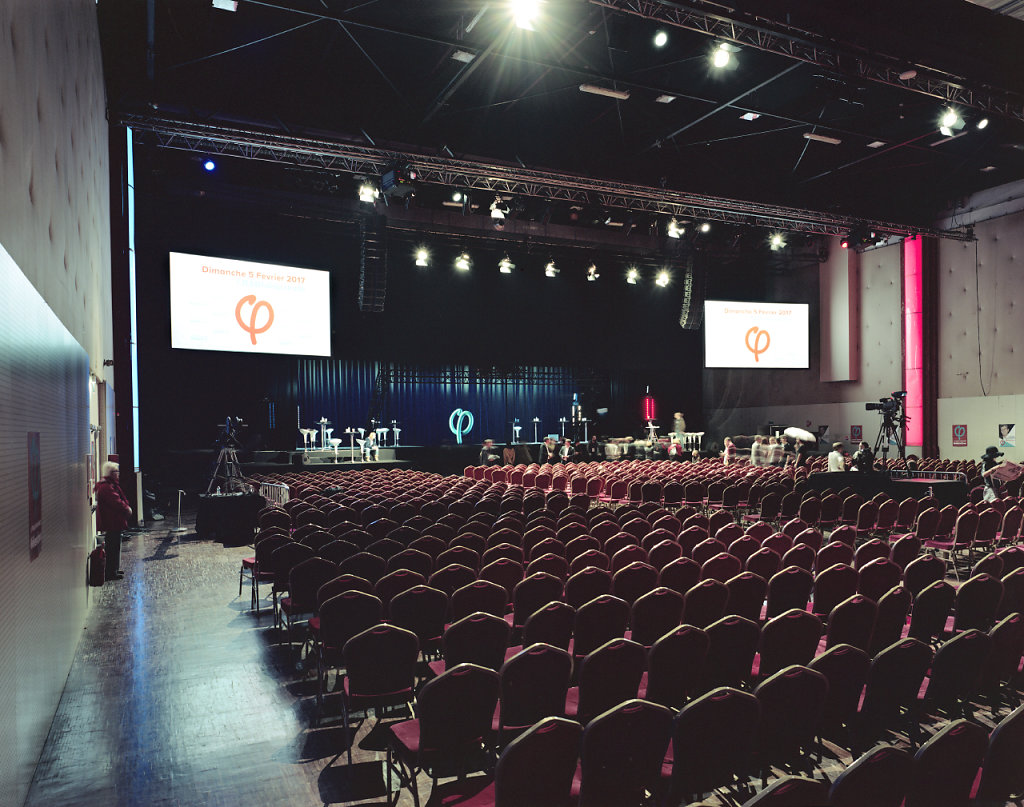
[865,391,907,415]
[216,416,247,449]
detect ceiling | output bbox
[98,0,1024,242]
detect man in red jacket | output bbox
[96,462,132,581]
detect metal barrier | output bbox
[889,469,969,484]
[258,481,290,506]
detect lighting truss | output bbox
[121,112,973,241]
[591,0,1024,123]
[379,364,607,387]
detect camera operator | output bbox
[851,441,874,472]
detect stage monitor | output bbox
[169,252,331,357]
[704,300,809,369]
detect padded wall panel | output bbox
[937,394,1021,462]
[0,1,112,380]
[937,209,1024,400]
[0,245,91,807]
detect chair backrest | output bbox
[565,566,613,609]
[510,571,564,628]
[629,586,685,647]
[816,540,855,572]
[858,558,903,603]
[904,719,989,807]
[907,580,956,644]
[922,628,992,708]
[808,642,870,738]
[573,595,630,657]
[745,547,782,582]
[578,699,673,807]
[765,565,813,620]
[952,572,1004,632]
[703,614,760,690]
[645,624,710,708]
[826,593,878,652]
[521,600,575,651]
[574,638,647,726]
[498,643,573,734]
[388,585,448,648]
[319,590,383,649]
[859,638,933,732]
[975,701,1024,804]
[724,571,767,624]
[343,623,419,698]
[374,568,426,613]
[742,776,830,806]
[427,562,476,598]
[416,663,500,763]
[869,584,912,655]
[758,608,822,679]
[754,665,829,767]
[682,578,729,629]
[611,561,659,606]
[670,687,760,799]
[829,744,912,807]
[658,556,701,597]
[811,562,858,617]
[903,553,946,597]
[493,717,581,806]
[442,611,511,671]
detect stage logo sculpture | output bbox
[449,409,474,444]
[745,326,770,362]
[235,295,275,345]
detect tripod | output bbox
[207,447,247,494]
[873,413,906,465]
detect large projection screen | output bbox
[704,300,809,368]
[169,252,331,357]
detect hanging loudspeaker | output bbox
[358,215,388,313]
[678,253,707,330]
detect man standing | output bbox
[828,442,846,472]
[672,412,687,437]
[96,462,132,581]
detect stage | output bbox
[805,471,970,508]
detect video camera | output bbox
[866,390,907,415]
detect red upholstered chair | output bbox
[828,744,913,807]
[565,638,646,727]
[682,578,729,629]
[724,571,767,624]
[745,547,782,583]
[493,644,573,748]
[757,608,822,680]
[629,586,684,647]
[658,556,701,598]
[640,623,709,709]
[812,562,859,619]
[903,719,988,807]
[429,612,510,676]
[765,565,813,620]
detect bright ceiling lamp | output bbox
[211,0,238,10]
[499,255,515,274]
[626,267,640,285]
[202,159,217,172]
[415,248,430,267]
[587,263,600,281]
[939,107,965,137]
[455,252,471,271]
[358,183,379,203]
[769,233,786,250]
[511,0,541,31]
[700,222,711,233]
[977,118,989,130]
[667,218,684,239]
[655,270,670,287]
[653,30,668,48]
[544,260,559,277]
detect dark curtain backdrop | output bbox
[298,360,580,446]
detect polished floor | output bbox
[22,519,1017,807]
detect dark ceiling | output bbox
[98,0,1024,238]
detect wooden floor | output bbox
[22,518,1018,807]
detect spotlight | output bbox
[452,190,463,202]
[977,118,989,130]
[939,107,965,136]
[941,109,958,128]
[712,44,731,68]
[511,0,541,31]
[455,252,471,271]
[840,236,850,249]
[544,260,559,278]
[498,255,515,274]
[587,263,600,281]
[653,30,668,48]
[700,222,711,233]
[667,218,684,239]
[202,159,216,172]
[769,233,786,250]
[358,183,379,203]
[490,197,508,219]
[415,248,430,267]
[655,270,670,287]
[626,267,640,285]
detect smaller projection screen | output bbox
[169,252,331,357]
[704,300,809,368]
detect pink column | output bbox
[903,237,923,447]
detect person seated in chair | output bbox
[362,430,378,461]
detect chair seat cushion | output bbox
[242,557,256,568]
[390,718,422,756]
[564,687,579,718]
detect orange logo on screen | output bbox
[235,295,275,345]
[745,326,770,362]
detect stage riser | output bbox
[805,471,968,508]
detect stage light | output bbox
[579,84,631,101]
[667,218,684,239]
[653,30,668,48]
[840,236,850,249]
[452,190,463,202]
[700,222,711,233]
[511,0,541,31]
[626,267,639,285]
[977,118,989,130]
[803,132,842,145]
[455,252,471,271]
[655,270,670,287]
[415,248,430,267]
[499,255,515,274]
[587,263,599,281]
[939,107,965,137]
[202,159,216,172]
[941,109,958,128]
[544,260,559,278]
[211,0,238,10]
[712,44,731,68]
[490,197,508,219]
[769,233,786,250]
[358,183,379,203]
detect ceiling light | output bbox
[579,84,630,101]
[840,236,850,249]
[866,141,886,149]
[653,30,668,48]
[712,47,731,68]
[490,196,508,219]
[667,218,684,239]
[211,0,238,10]
[544,260,559,278]
[655,94,676,104]
[977,118,989,130]
[587,263,600,281]
[415,248,430,267]
[451,50,476,64]
[358,183,379,203]
[499,255,515,274]
[803,132,842,145]
[655,271,670,287]
[512,0,541,31]
[452,190,463,202]
[626,267,640,285]
[898,69,917,80]
[939,108,966,137]
[202,159,216,172]
[455,252,471,271]
[980,165,997,172]
[769,233,786,250]
[941,109,959,129]
[739,112,760,121]
[700,222,711,233]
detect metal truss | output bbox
[591,0,1024,123]
[381,364,598,387]
[121,112,974,240]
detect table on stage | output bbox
[195,491,264,544]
